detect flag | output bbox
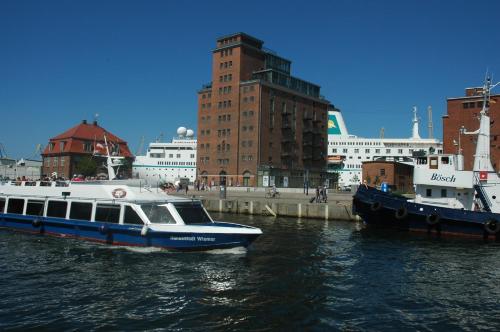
[479,171,488,181]
[93,142,106,155]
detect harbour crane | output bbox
[136,136,145,156]
[0,143,6,158]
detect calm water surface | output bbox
[1,214,500,331]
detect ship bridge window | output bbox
[95,204,120,223]
[417,157,427,165]
[0,197,5,213]
[7,198,24,214]
[26,200,45,216]
[140,203,176,224]
[174,202,212,225]
[47,201,68,218]
[70,202,93,221]
[441,157,450,165]
[430,157,438,169]
[124,206,144,225]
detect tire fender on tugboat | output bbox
[99,225,109,235]
[32,218,42,228]
[395,205,408,220]
[370,201,383,212]
[484,219,500,235]
[426,213,441,226]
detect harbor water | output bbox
[1,214,500,331]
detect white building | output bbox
[327,107,442,188]
[133,127,197,184]
[0,158,42,180]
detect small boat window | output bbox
[426,189,432,197]
[429,157,438,169]
[416,157,427,165]
[0,197,5,213]
[26,200,45,216]
[124,206,144,225]
[441,157,450,165]
[7,198,24,214]
[140,204,176,224]
[174,202,212,225]
[70,202,93,221]
[95,204,120,223]
[47,201,68,218]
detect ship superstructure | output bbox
[327,108,442,188]
[133,127,197,185]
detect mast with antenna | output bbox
[427,106,434,139]
[380,127,385,139]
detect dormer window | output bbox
[49,142,55,151]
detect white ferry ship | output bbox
[133,127,197,185]
[327,107,442,188]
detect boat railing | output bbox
[0,192,185,205]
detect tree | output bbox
[75,156,97,177]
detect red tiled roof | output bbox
[52,121,125,142]
[42,121,133,157]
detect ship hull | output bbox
[0,213,260,251]
[353,186,500,240]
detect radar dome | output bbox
[186,129,194,137]
[177,127,187,136]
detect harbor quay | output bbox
[171,187,358,221]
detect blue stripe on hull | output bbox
[353,186,500,240]
[0,214,259,250]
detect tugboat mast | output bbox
[473,77,499,172]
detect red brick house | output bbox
[41,120,134,179]
[362,160,414,193]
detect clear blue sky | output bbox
[1,0,499,159]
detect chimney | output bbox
[93,120,98,126]
[82,120,87,124]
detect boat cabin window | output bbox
[124,206,144,225]
[441,156,450,165]
[70,202,93,221]
[26,200,45,216]
[426,189,432,197]
[95,204,120,223]
[174,202,212,225]
[7,198,24,214]
[140,203,176,224]
[429,157,438,169]
[0,198,5,213]
[441,189,447,198]
[417,157,427,165]
[47,201,68,218]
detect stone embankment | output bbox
[171,188,358,221]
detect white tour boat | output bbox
[0,137,261,250]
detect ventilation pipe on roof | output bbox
[82,120,87,124]
[93,120,98,126]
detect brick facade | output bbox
[443,88,500,171]
[41,120,133,179]
[197,33,330,187]
[362,161,414,193]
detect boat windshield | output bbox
[174,202,212,225]
[140,203,176,224]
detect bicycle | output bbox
[265,190,281,199]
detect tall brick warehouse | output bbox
[197,32,332,187]
[443,86,500,172]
